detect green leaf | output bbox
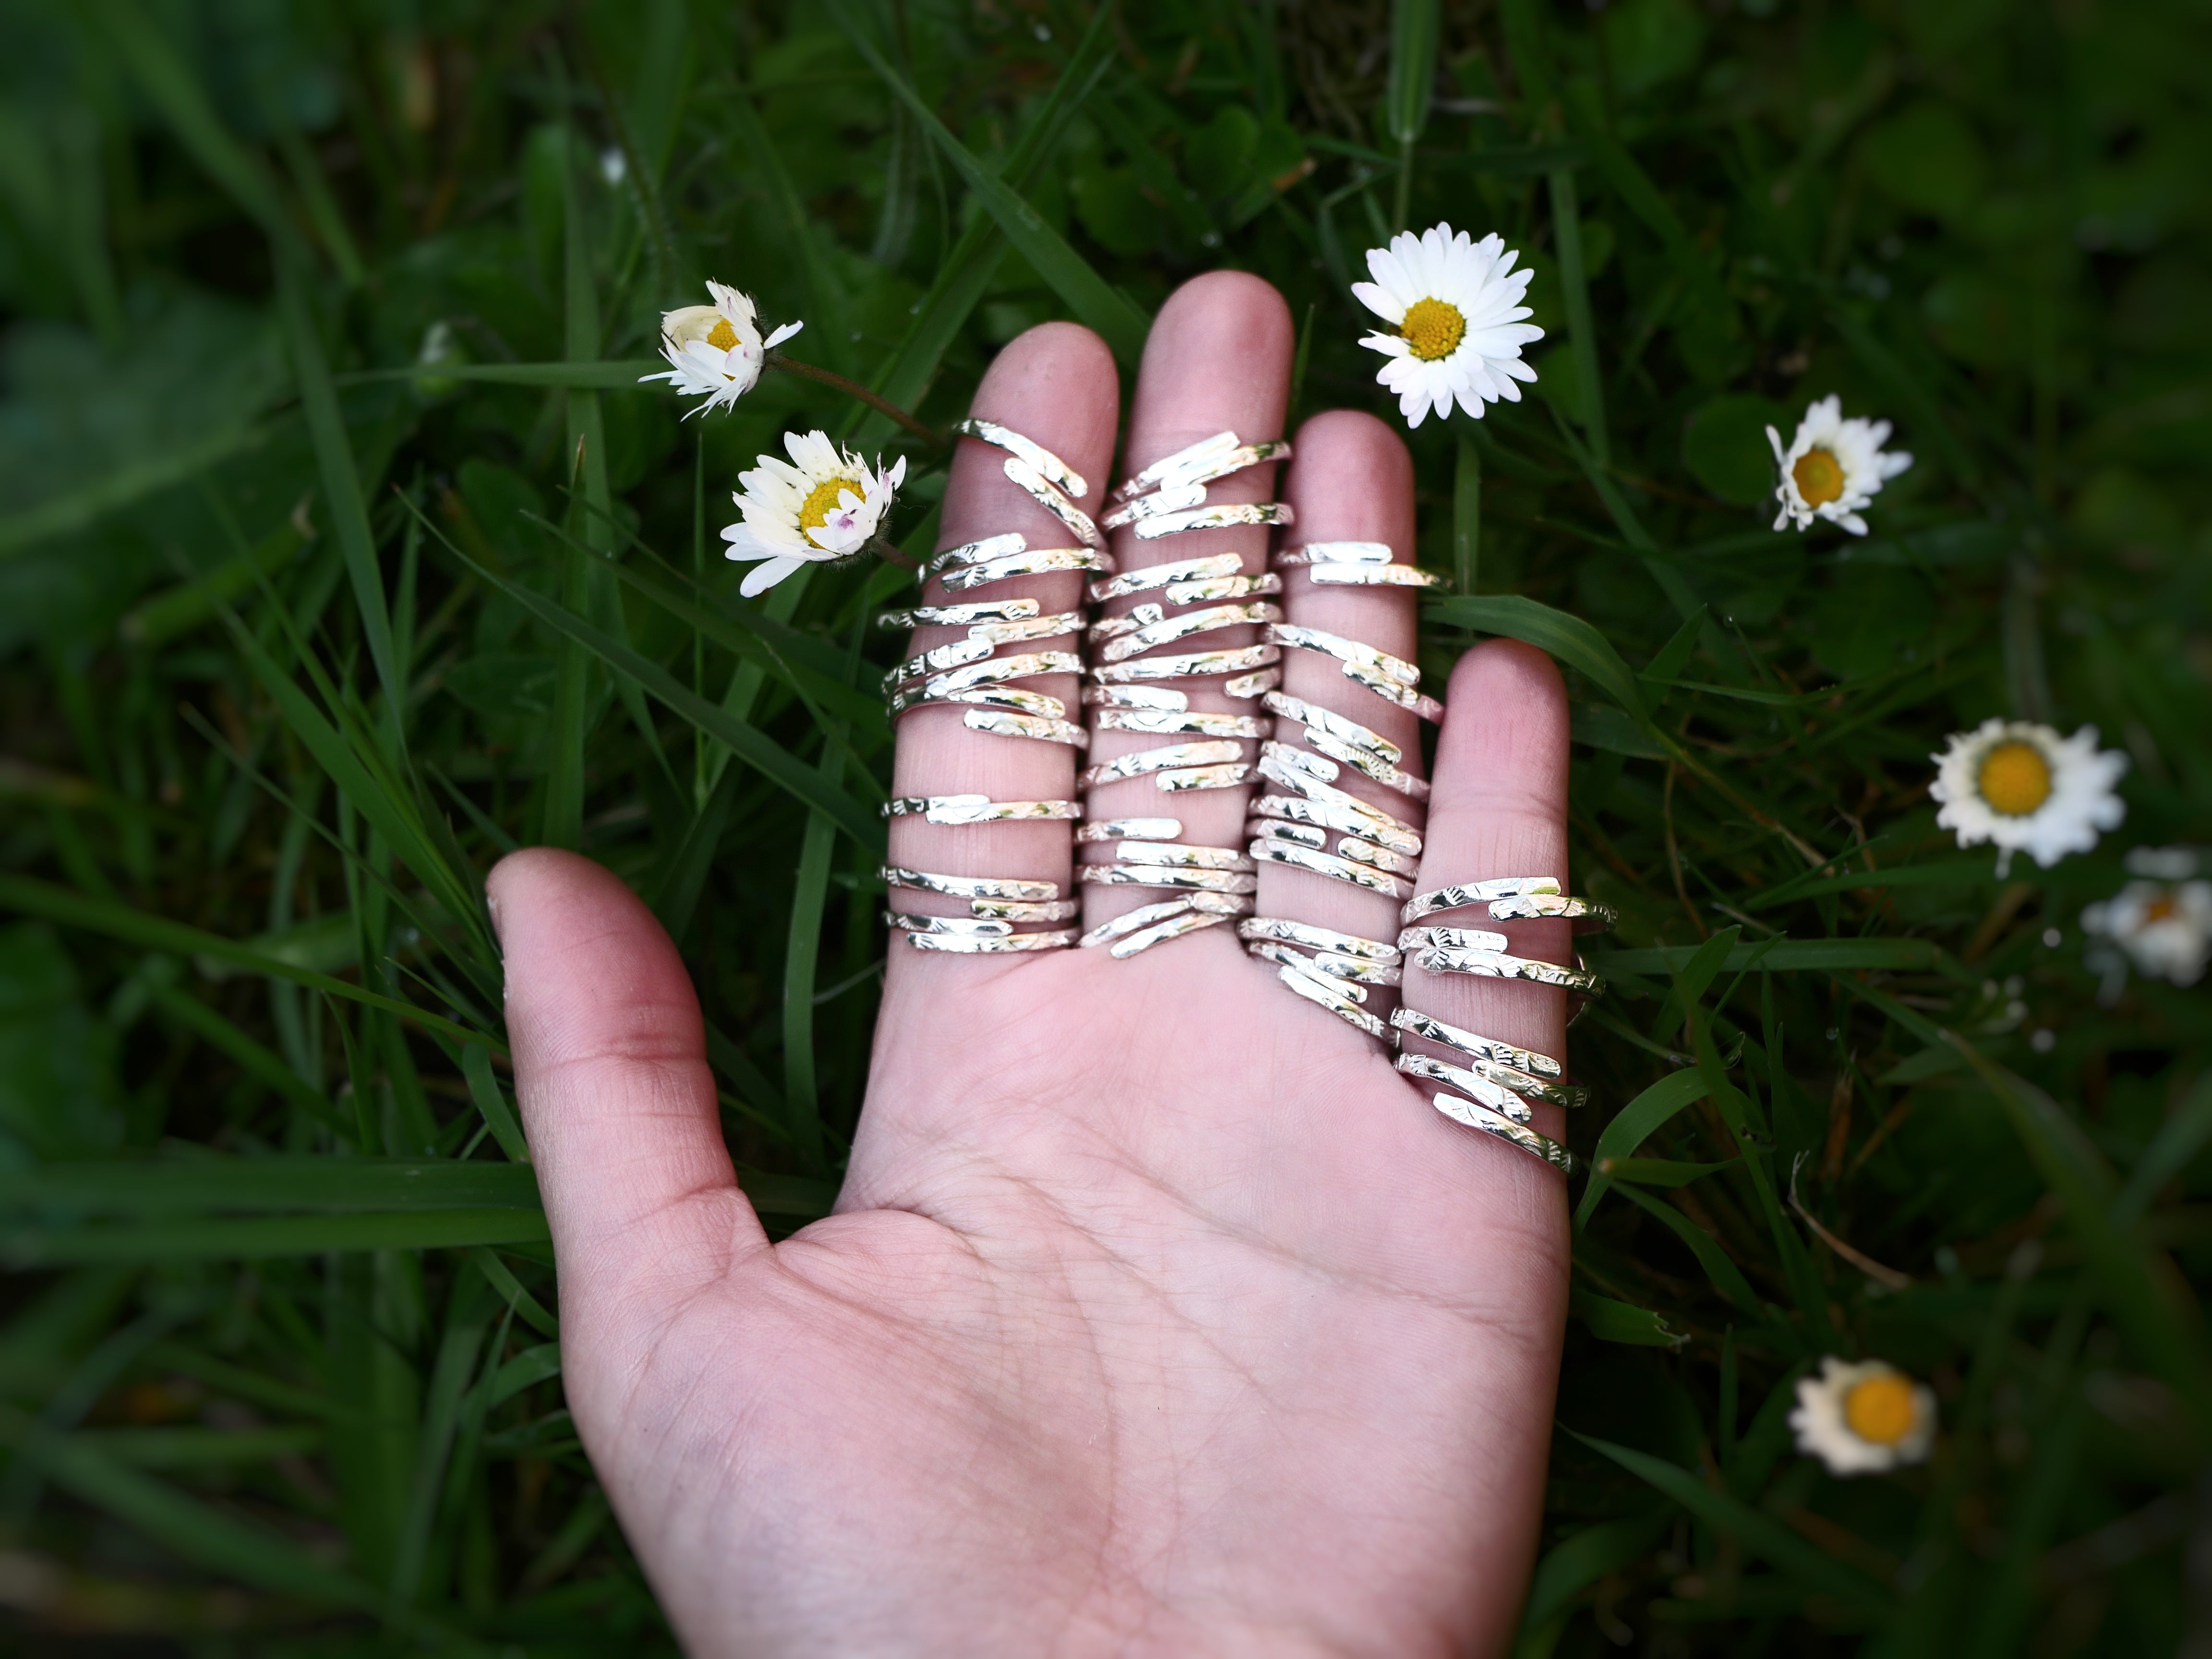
[1569,1431,1892,1607]
[1603,1156,1733,1187]
[837,8,1150,367]
[1576,1069,1712,1228]
[463,1044,531,1164]
[1428,593,1647,718]
[436,540,886,854]
[2,1209,553,1266]
[1683,395,1789,507]
[1385,0,1440,147]
[0,876,487,1050]
[487,1341,562,1410]
[1616,1181,1763,1314]
[341,361,664,390]
[1516,1512,1672,1643]
[1570,1288,1684,1348]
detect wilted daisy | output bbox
[1765,395,1912,536]
[640,281,803,418]
[1930,718,2127,873]
[2082,875,2212,990]
[721,430,905,598]
[1352,224,1542,428]
[1791,1357,1937,1476]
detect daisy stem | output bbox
[766,350,944,448]
[863,533,921,574]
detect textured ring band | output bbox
[906,928,1077,954]
[1400,880,1618,929]
[950,418,1089,500]
[1388,1005,1566,1080]
[1408,947,1608,996]
[1131,501,1295,540]
[1426,1091,1577,1175]
[881,795,1082,825]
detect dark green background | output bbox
[0,0,2205,1652]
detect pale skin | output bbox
[491,273,1573,1657]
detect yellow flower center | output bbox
[1842,1373,1920,1447]
[1977,740,2054,817]
[1792,446,1846,506]
[798,477,859,535]
[2143,895,2177,924]
[706,317,739,351]
[1399,297,1467,362]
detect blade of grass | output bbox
[462,1045,531,1164]
[1453,437,1481,595]
[1385,0,1438,230]
[837,5,1149,368]
[1576,1070,1712,1228]
[4,1211,553,1266]
[1616,1181,1763,1315]
[0,1159,540,1213]
[1429,593,1647,718]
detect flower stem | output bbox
[863,532,920,574]
[766,351,944,448]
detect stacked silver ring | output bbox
[1392,878,1619,1173]
[878,421,1104,953]
[1234,541,1441,1025]
[1076,432,1292,959]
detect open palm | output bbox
[493,274,1576,1657]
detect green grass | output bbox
[0,0,2207,1651]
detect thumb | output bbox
[491,848,765,1304]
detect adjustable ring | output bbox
[1080,739,1246,790]
[951,418,1089,501]
[880,866,1060,902]
[1397,925,1516,953]
[882,794,1082,825]
[1089,643,1282,686]
[1076,864,1258,895]
[878,597,1041,628]
[1002,456,1104,549]
[1400,880,1618,929]
[1267,623,1447,724]
[1276,541,1394,567]
[939,546,1110,591]
[1262,692,1404,765]
[1248,839,1412,899]
[907,928,1078,954]
[1388,1005,1566,1080]
[1394,1050,1588,1114]
[960,708,1089,747]
[1078,815,1182,842]
[1426,1091,1577,1175]
[1094,601,1284,663]
[1079,896,1245,958]
[891,685,1068,723]
[1089,553,1242,602]
[1248,820,1419,878]
[1268,961,1388,1038]
[927,531,1028,575]
[1130,501,1295,540]
[1405,945,1607,997]
[1111,432,1291,504]
[1096,708,1270,740]
[1249,791,1422,855]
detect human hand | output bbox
[491,272,1574,1657]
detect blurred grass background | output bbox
[0,0,2205,1652]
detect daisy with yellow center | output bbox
[640,280,804,417]
[1351,224,1543,428]
[721,430,906,598]
[1930,718,2128,873]
[2082,860,2212,990]
[1791,1357,1937,1476]
[1765,395,1912,535]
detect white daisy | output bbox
[721,430,905,598]
[1765,395,1912,535]
[1791,1357,1937,1476]
[1352,224,1544,428]
[1929,718,2127,873]
[2082,877,2212,988]
[639,280,804,417]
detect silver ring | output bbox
[1244,938,1402,987]
[1407,946,1607,996]
[1396,925,1513,954]
[1307,564,1443,589]
[1285,730,1431,803]
[1096,708,1270,740]
[1249,790,1422,855]
[1276,541,1393,567]
[906,928,1077,954]
[1246,822,1418,878]
[878,596,1041,628]
[939,547,1110,591]
[1076,864,1258,894]
[1426,1091,1576,1175]
[889,683,1068,722]
[1131,500,1295,540]
[1087,553,1241,602]
[1235,917,1401,962]
[951,418,1090,501]
[1077,892,1248,950]
[1394,1050,1588,1113]
[880,866,1060,902]
[1094,601,1284,664]
[1400,880,1618,929]
[1247,839,1412,899]
[1262,692,1404,765]
[926,531,1029,574]
[1111,433,1291,504]
[1000,456,1103,550]
[882,795,1082,825]
[1079,739,1245,789]
[1389,1005,1565,1079]
[1104,841,1254,871]
[1088,643,1282,685]
[1270,960,1388,1037]
[1267,624,1447,724]
[1077,815,1182,842]
[960,708,1089,747]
